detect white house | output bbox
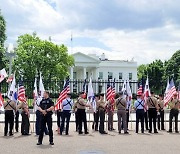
[69,52,138,93]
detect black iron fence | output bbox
[0,79,138,107]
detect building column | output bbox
[83,67,86,79]
[70,67,73,92]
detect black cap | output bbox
[100,93,104,97]
[79,92,84,95]
[119,91,123,96]
[67,93,71,96]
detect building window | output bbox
[108,72,113,80]
[99,72,103,79]
[129,73,132,80]
[73,72,77,79]
[119,72,123,80]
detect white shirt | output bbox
[62,98,73,111]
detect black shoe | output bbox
[79,132,83,135]
[112,128,116,131]
[141,132,144,134]
[37,142,42,145]
[154,131,158,134]
[50,142,54,145]
[119,131,121,134]
[95,129,98,131]
[124,132,129,134]
[176,131,179,133]
[66,133,69,135]
[103,131,107,134]
[167,130,172,133]
[9,133,13,136]
[4,134,7,136]
[148,130,152,133]
[85,132,89,135]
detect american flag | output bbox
[178,82,180,101]
[137,84,143,95]
[106,79,112,101]
[164,79,177,106]
[18,80,26,102]
[55,78,70,110]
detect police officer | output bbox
[134,93,145,133]
[116,92,129,134]
[60,93,73,135]
[98,94,107,134]
[168,93,180,133]
[17,95,30,135]
[3,96,16,136]
[92,94,100,131]
[147,91,158,133]
[157,94,165,131]
[77,92,91,135]
[37,91,54,145]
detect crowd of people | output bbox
[2,90,180,145]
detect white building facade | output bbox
[69,52,138,94]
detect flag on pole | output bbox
[55,78,70,110]
[18,80,26,103]
[144,76,151,99]
[87,77,96,111]
[39,73,45,98]
[0,68,8,83]
[7,74,17,102]
[164,79,177,106]
[111,78,116,98]
[126,80,132,101]
[122,80,127,99]
[33,78,38,100]
[0,92,4,111]
[165,78,170,96]
[6,74,14,83]
[137,80,143,96]
[82,79,87,98]
[106,79,112,101]
[178,82,180,101]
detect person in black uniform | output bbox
[37,91,54,145]
[3,96,16,136]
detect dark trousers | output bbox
[21,112,30,135]
[4,110,14,135]
[75,112,79,131]
[144,111,149,130]
[122,109,129,129]
[38,114,53,143]
[157,110,165,130]
[77,109,87,133]
[108,111,113,130]
[15,111,19,132]
[148,108,157,132]
[169,109,179,131]
[60,110,71,134]
[57,110,62,128]
[95,111,99,131]
[99,110,105,133]
[136,109,144,133]
[36,110,49,135]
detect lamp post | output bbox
[5,43,16,76]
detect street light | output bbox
[5,43,17,76]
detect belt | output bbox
[118,109,126,110]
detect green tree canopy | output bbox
[0,10,7,69]
[13,33,74,81]
[165,50,180,84]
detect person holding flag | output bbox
[3,95,16,136]
[17,80,30,135]
[157,94,165,131]
[168,92,180,133]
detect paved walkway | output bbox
[0,122,180,154]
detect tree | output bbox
[0,10,7,69]
[13,33,74,82]
[165,50,180,85]
[137,60,165,94]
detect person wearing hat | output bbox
[134,92,145,133]
[60,93,73,135]
[98,93,108,134]
[3,96,16,136]
[147,91,158,133]
[77,92,91,135]
[157,94,165,131]
[168,93,180,133]
[115,91,129,134]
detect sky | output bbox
[1,0,180,64]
